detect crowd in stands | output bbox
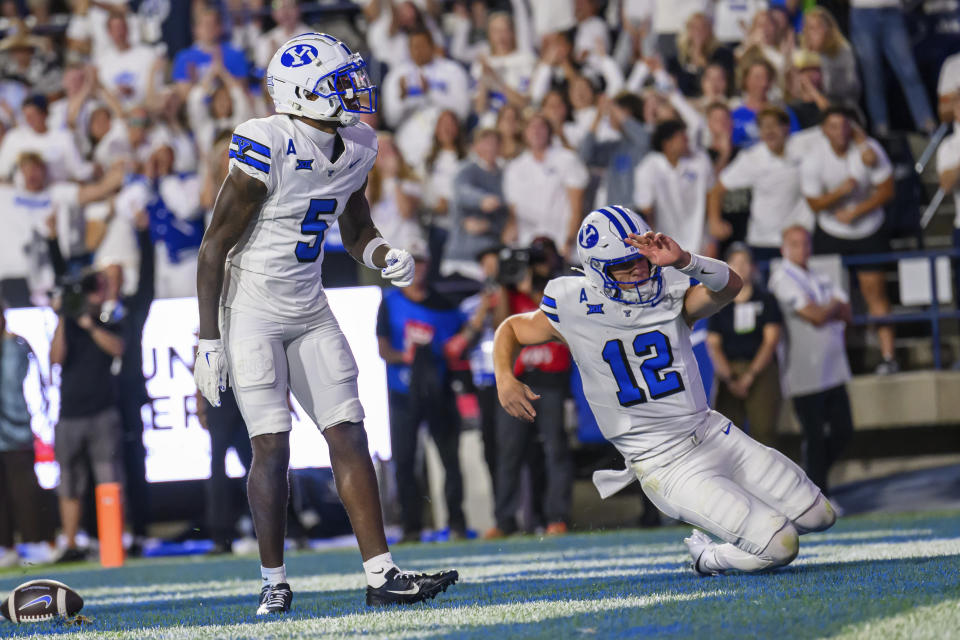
[2,0,960,556]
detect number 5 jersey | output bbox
[540,268,709,459]
[222,115,378,321]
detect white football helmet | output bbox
[576,205,664,306]
[266,32,377,127]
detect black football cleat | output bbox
[257,583,293,615]
[365,568,459,606]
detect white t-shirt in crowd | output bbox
[382,57,471,129]
[769,259,851,397]
[719,139,814,248]
[574,16,611,58]
[0,126,94,183]
[623,0,656,22]
[937,52,960,98]
[470,50,537,101]
[503,147,589,249]
[936,128,960,229]
[66,3,143,61]
[96,45,161,108]
[0,182,79,292]
[713,0,767,43]
[801,136,892,240]
[634,150,714,253]
[528,0,576,38]
[653,0,710,35]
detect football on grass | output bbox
[1,579,83,623]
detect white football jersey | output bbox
[540,269,708,458]
[222,115,378,320]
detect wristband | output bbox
[362,237,390,269]
[678,252,730,292]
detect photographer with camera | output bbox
[487,237,573,538]
[49,267,126,562]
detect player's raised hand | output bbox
[497,377,541,422]
[195,339,228,407]
[382,248,415,287]
[624,231,691,269]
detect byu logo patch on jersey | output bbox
[579,223,599,249]
[281,44,319,68]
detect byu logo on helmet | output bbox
[281,44,318,68]
[579,223,599,249]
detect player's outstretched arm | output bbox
[196,167,267,340]
[493,310,562,422]
[623,231,742,325]
[339,181,415,286]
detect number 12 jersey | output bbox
[540,269,708,459]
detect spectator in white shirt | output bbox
[0,152,124,304]
[0,95,93,183]
[252,0,311,73]
[186,55,253,161]
[66,0,143,61]
[713,0,767,45]
[115,137,204,298]
[382,29,471,167]
[936,51,960,123]
[471,12,537,120]
[935,95,960,295]
[363,0,444,69]
[573,0,610,60]
[503,114,589,259]
[95,13,161,109]
[528,0,576,41]
[769,225,853,495]
[801,106,897,373]
[634,119,714,254]
[708,107,813,262]
[530,32,623,107]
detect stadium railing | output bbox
[840,248,960,370]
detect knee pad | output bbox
[763,523,800,567]
[793,494,837,534]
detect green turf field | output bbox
[2,510,959,639]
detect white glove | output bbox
[195,338,228,407]
[381,248,415,287]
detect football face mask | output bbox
[596,254,663,306]
[313,54,377,115]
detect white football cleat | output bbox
[683,529,720,576]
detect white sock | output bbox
[700,543,772,573]
[363,552,398,588]
[261,564,287,587]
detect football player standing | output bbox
[194,33,458,613]
[494,205,837,575]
